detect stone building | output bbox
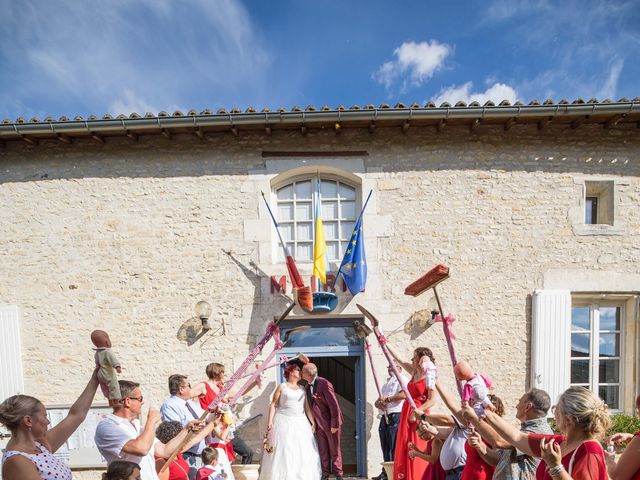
[1,98,639,478]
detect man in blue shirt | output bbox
[160,374,206,480]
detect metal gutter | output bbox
[1,102,638,140]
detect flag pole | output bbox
[330,189,373,292]
[261,191,312,311]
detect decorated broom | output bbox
[405,264,463,398]
[261,191,313,312]
[353,319,389,423]
[229,326,310,404]
[356,304,418,411]
[160,302,295,472]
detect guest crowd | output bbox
[2,340,640,480]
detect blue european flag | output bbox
[338,216,367,295]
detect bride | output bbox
[259,364,322,480]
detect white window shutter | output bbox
[0,306,24,400]
[531,290,571,407]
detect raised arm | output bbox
[607,435,640,480]
[460,404,513,449]
[385,343,414,375]
[122,409,161,456]
[468,427,500,466]
[190,381,207,399]
[154,426,191,459]
[435,379,465,425]
[423,412,456,428]
[483,410,535,456]
[46,367,100,453]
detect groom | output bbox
[301,363,344,480]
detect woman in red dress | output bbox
[462,395,505,480]
[388,346,437,480]
[409,420,445,480]
[481,386,611,480]
[193,362,226,411]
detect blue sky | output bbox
[1,0,639,120]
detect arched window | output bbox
[275,176,358,263]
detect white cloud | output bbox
[108,90,161,117]
[0,0,271,117]
[433,82,518,105]
[373,40,451,91]
[598,59,624,100]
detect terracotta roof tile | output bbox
[2,98,638,143]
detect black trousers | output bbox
[378,412,401,462]
[232,434,253,464]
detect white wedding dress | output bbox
[259,385,321,480]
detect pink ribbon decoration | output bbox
[433,314,456,340]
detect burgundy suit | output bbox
[308,376,343,477]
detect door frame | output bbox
[278,318,367,477]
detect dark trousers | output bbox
[232,434,253,464]
[378,412,401,462]
[445,466,464,480]
[315,426,343,476]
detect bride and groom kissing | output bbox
[259,362,344,480]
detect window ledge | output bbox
[573,223,625,236]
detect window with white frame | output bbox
[275,177,358,263]
[570,303,623,409]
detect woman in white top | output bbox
[0,367,99,480]
[259,364,321,480]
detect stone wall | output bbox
[0,123,639,477]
